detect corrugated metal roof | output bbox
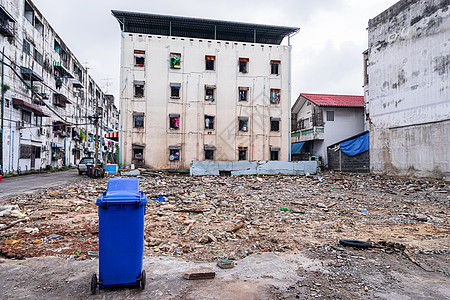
[300,93,364,107]
[111,10,299,45]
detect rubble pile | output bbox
[0,172,448,261]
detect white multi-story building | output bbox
[112,11,299,170]
[365,0,449,179]
[0,0,117,174]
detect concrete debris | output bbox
[0,171,448,263]
[184,268,216,280]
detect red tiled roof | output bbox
[300,93,364,107]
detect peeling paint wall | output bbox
[366,0,450,179]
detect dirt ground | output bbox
[0,171,449,299]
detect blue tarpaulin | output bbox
[291,142,305,154]
[340,132,369,156]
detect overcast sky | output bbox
[33,0,398,104]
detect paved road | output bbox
[0,169,84,202]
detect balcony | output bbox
[0,5,16,38]
[291,126,324,143]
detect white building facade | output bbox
[365,0,450,179]
[113,11,299,170]
[0,0,117,174]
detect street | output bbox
[0,169,84,203]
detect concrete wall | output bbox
[120,33,291,170]
[190,160,317,176]
[366,0,450,179]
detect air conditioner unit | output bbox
[16,120,24,128]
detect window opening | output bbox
[54,40,60,53]
[170,53,181,69]
[239,58,249,73]
[271,60,280,75]
[205,115,215,130]
[239,87,248,101]
[169,114,180,129]
[35,147,41,159]
[239,117,248,132]
[134,81,144,98]
[170,83,181,98]
[326,111,334,121]
[204,148,215,160]
[133,148,144,162]
[35,115,42,127]
[23,39,30,55]
[134,50,145,66]
[34,17,43,34]
[24,2,34,24]
[270,89,280,104]
[22,110,31,123]
[205,85,215,102]
[205,55,215,70]
[238,147,248,161]
[270,118,280,131]
[270,148,280,161]
[133,113,144,128]
[169,146,180,161]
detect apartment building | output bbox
[364,0,449,179]
[112,11,299,169]
[0,0,118,174]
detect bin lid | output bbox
[96,178,147,206]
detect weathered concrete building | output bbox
[365,0,450,179]
[112,11,299,170]
[0,0,117,174]
[291,93,365,166]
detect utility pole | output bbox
[94,94,99,164]
[0,47,5,176]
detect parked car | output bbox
[78,157,95,175]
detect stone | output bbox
[184,268,215,280]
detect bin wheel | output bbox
[91,273,98,295]
[139,270,146,290]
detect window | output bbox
[35,115,42,127]
[54,40,60,53]
[326,111,334,121]
[34,49,43,66]
[170,83,181,98]
[239,87,248,101]
[34,17,43,35]
[133,113,144,128]
[132,148,144,162]
[205,85,215,102]
[23,39,31,55]
[20,144,32,159]
[205,55,215,70]
[35,147,41,159]
[204,146,215,160]
[270,117,280,132]
[270,147,280,161]
[205,115,215,130]
[271,60,280,75]
[239,58,249,73]
[169,146,180,161]
[134,81,144,98]
[238,116,248,132]
[22,110,31,123]
[238,147,247,161]
[170,53,181,69]
[169,114,180,129]
[60,49,68,62]
[134,50,145,66]
[24,2,34,24]
[270,89,280,104]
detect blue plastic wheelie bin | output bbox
[91,178,147,294]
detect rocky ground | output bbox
[0,171,448,299]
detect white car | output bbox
[77,157,95,175]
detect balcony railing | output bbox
[0,19,14,37]
[291,126,324,143]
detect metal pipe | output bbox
[0,46,4,175]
